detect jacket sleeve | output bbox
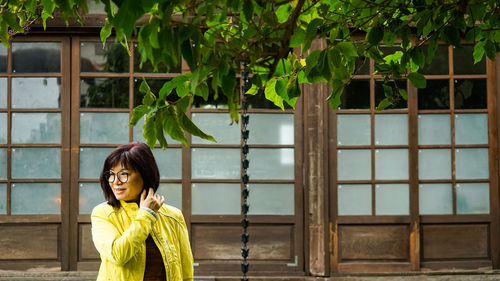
[176,211,194,281]
[91,206,157,266]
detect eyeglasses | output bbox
[104,170,129,183]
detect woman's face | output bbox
[108,162,144,202]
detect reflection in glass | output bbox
[80,113,129,144]
[153,148,182,179]
[0,78,7,108]
[80,78,129,108]
[80,42,128,73]
[419,149,451,180]
[454,79,487,109]
[419,184,452,214]
[12,148,60,179]
[375,149,408,180]
[455,148,489,179]
[457,183,490,214]
[13,42,60,73]
[375,80,407,109]
[338,149,371,180]
[12,78,61,108]
[157,183,182,210]
[79,147,115,179]
[375,184,409,215]
[11,183,60,214]
[191,148,240,179]
[455,114,488,145]
[247,148,294,180]
[418,80,449,109]
[375,114,408,145]
[134,78,180,107]
[0,148,6,179]
[134,43,178,73]
[337,114,370,145]
[191,113,239,144]
[0,184,5,214]
[0,44,6,72]
[247,114,294,145]
[421,45,449,75]
[12,113,61,143]
[0,113,6,143]
[418,114,451,145]
[191,183,240,214]
[87,1,106,14]
[133,117,180,145]
[79,183,103,214]
[339,80,370,110]
[454,45,486,75]
[248,184,294,215]
[338,184,371,215]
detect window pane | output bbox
[419,184,453,215]
[80,78,129,108]
[338,80,370,110]
[418,80,449,110]
[247,148,294,180]
[154,148,182,179]
[12,148,60,179]
[421,45,449,75]
[0,113,6,144]
[0,45,6,73]
[0,78,7,108]
[248,184,294,215]
[79,147,114,179]
[12,78,61,108]
[418,114,451,145]
[191,113,240,144]
[338,184,371,215]
[0,183,5,214]
[133,117,180,145]
[455,148,489,180]
[80,113,129,144]
[0,148,5,179]
[375,114,408,145]
[80,42,129,73]
[12,113,61,144]
[375,80,407,109]
[375,149,408,180]
[11,183,60,214]
[191,148,240,179]
[453,45,485,75]
[191,183,240,214]
[12,42,60,73]
[193,88,229,109]
[157,183,182,210]
[419,149,451,180]
[337,149,371,180]
[375,184,409,215]
[455,114,488,145]
[457,183,490,214]
[79,183,103,214]
[247,114,294,145]
[454,79,487,109]
[337,114,370,145]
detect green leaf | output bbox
[382,84,392,98]
[139,79,156,106]
[326,79,344,109]
[442,27,461,47]
[163,107,188,147]
[276,3,290,23]
[195,82,209,101]
[245,84,259,95]
[129,105,150,126]
[383,31,397,46]
[290,28,306,48]
[408,72,426,88]
[155,113,168,149]
[305,49,321,70]
[303,18,323,53]
[473,41,486,64]
[3,12,23,33]
[376,98,392,111]
[366,27,383,45]
[264,78,284,110]
[100,20,113,44]
[484,39,496,61]
[410,47,425,69]
[336,42,358,57]
[221,70,237,98]
[159,74,190,99]
[143,114,156,149]
[242,0,254,22]
[176,106,216,142]
[399,89,408,100]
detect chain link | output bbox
[240,64,250,281]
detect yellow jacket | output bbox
[91,201,194,281]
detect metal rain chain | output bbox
[240,65,251,281]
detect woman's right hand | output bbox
[140,188,165,213]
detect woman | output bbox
[91,142,193,281]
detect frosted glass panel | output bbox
[338,184,371,215]
[79,183,104,214]
[247,148,294,180]
[419,184,452,215]
[12,78,61,108]
[11,183,60,214]
[79,147,114,179]
[0,113,7,144]
[247,114,294,145]
[375,184,409,215]
[191,183,240,214]
[418,114,451,145]
[12,148,60,179]
[0,78,6,108]
[12,113,61,143]
[0,184,5,214]
[455,114,488,145]
[192,148,240,179]
[191,113,240,144]
[375,149,408,180]
[457,183,489,214]
[157,183,182,210]
[248,184,294,215]
[133,117,179,144]
[375,115,408,145]
[80,113,129,144]
[419,149,451,180]
[337,149,371,180]
[154,148,182,179]
[337,114,370,145]
[0,148,6,179]
[455,148,489,179]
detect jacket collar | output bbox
[120,200,139,211]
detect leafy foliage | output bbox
[0,0,499,147]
